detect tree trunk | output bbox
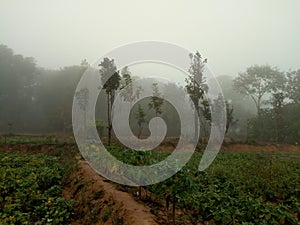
[138,186,142,199]
[108,125,112,146]
[194,108,199,142]
[172,194,176,225]
[198,110,208,138]
[107,94,111,146]
[138,125,142,138]
[257,96,262,117]
[166,194,170,210]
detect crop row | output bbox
[102,146,300,224]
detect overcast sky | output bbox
[1,0,300,77]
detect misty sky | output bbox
[1,0,300,77]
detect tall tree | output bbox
[120,66,143,130]
[120,66,143,104]
[185,51,209,140]
[135,104,146,138]
[233,65,286,116]
[211,94,237,135]
[120,66,134,102]
[271,92,285,143]
[0,45,37,132]
[99,58,121,146]
[75,87,89,134]
[148,83,164,116]
[287,70,300,104]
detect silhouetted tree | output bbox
[211,94,238,134]
[135,104,146,138]
[120,66,143,130]
[185,51,209,140]
[271,92,285,143]
[148,83,164,116]
[99,58,121,145]
[233,65,286,116]
[0,45,37,132]
[287,69,300,104]
[75,87,89,133]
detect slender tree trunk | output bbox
[166,194,170,210]
[201,118,208,138]
[275,102,283,143]
[172,194,176,225]
[249,94,261,117]
[194,108,199,142]
[138,125,142,138]
[108,126,112,146]
[139,186,142,199]
[193,75,199,143]
[198,109,208,138]
[110,91,115,144]
[107,93,111,146]
[257,96,262,117]
[83,111,87,139]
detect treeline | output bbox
[0,45,85,133]
[0,44,299,143]
[233,65,300,143]
[0,45,184,136]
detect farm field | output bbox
[0,136,299,225]
[2,1,300,224]
[1,2,300,224]
[107,145,300,224]
[0,152,74,224]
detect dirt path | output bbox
[222,143,300,154]
[64,155,158,225]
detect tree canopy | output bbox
[233,65,286,116]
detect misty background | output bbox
[0,0,299,143]
[1,0,300,74]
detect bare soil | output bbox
[153,138,300,154]
[63,155,158,225]
[221,143,300,154]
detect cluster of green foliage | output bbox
[185,51,210,138]
[0,153,74,224]
[234,65,300,143]
[0,45,88,133]
[0,135,58,145]
[106,146,300,224]
[247,103,300,143]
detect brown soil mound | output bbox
[64,155,158,225]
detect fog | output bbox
[1,0,300,76]
[0,1,300,143]
[1,2,300,223]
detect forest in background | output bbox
[0,44,299,143]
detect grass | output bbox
[0,135,59,145]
